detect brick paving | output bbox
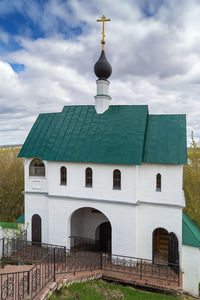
[35,270,103,300]
[0,264,32,274]
[102,269,181,292]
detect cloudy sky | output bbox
[0,0,200,145]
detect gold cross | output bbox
[97,15,111,51]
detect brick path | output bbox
[35,267,182,300]
[0,264,32,274]
[35,270,103,300]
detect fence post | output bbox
[64,247,66,272]
[140,259,142,280]
[178,267,180,286]
[100,253,103,270]
[73,251,75,276]
[2,238,5,268]
[27,271,30,295]
[53,248,56,282]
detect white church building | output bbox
[18,19,200,297]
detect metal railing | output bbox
[0,238,180,299]
[101,253,180,285]
[57,249,101,275]
[69,236,100,251]
[2,238,66,266]
[0,269,29,300]
[29,252,54,299]
[0,251,55,300]
[2,231,27,261]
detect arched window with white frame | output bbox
[29,158,45,177]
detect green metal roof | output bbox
[0,222,18,229]
[16,214,24,224]
[182,212,200,248]
[143,115,187,164]
[18,105,187,165]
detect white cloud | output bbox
[1,0,200,144]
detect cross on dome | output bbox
[97,15,111,51]
[94,15,112,81]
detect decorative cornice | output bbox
[23,191,48,196]
[23,191,184,208]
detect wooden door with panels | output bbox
[32,214,42,244]
[153,228,169,263]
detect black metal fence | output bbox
[0,238,180,300]
[69,236,99,252]
[2,239,66,266]
[1,231,27,261]
[60,250,101,275]
[101,253,180,285]
[0,269,29,300]
[0,252,54,300]
[29,252,54,299]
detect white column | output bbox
[94,80,111,114]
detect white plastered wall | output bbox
[136,204,182,260]
[48,198,137,256]
[25,193,49,244]
[47,162,137,203]
[24,160,184,208]
[182,245,200,297]
[137,163,184,206]
[24,159,184,260]
[24,158,48,193]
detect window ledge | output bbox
[113,188,121,191]
[156,189,161,192]
[29,176,46,179]
[60,184,67,186]
[85,185,92,188]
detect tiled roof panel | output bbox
[18,105,148,164]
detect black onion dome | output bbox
[94,50,112,80]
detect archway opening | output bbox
[32,214,42,244]
[70,207,111,253]
[153,228,179,268]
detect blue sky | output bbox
[0,0,200,145]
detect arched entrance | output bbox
[32,214,42,243]
[97,222,111,253]
[153,228,179,267]
[70,207,112,253]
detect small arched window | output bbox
[113,169,121,190]
[85,168,92,187]
[156,173,161,191]
[29,158,45,177]
[60,166,67,185]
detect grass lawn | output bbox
[50,280,182,300]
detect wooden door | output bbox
[168,232,179,273]
[157,231,168,254]
[32,214,41,243]
[153,228,168,263]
